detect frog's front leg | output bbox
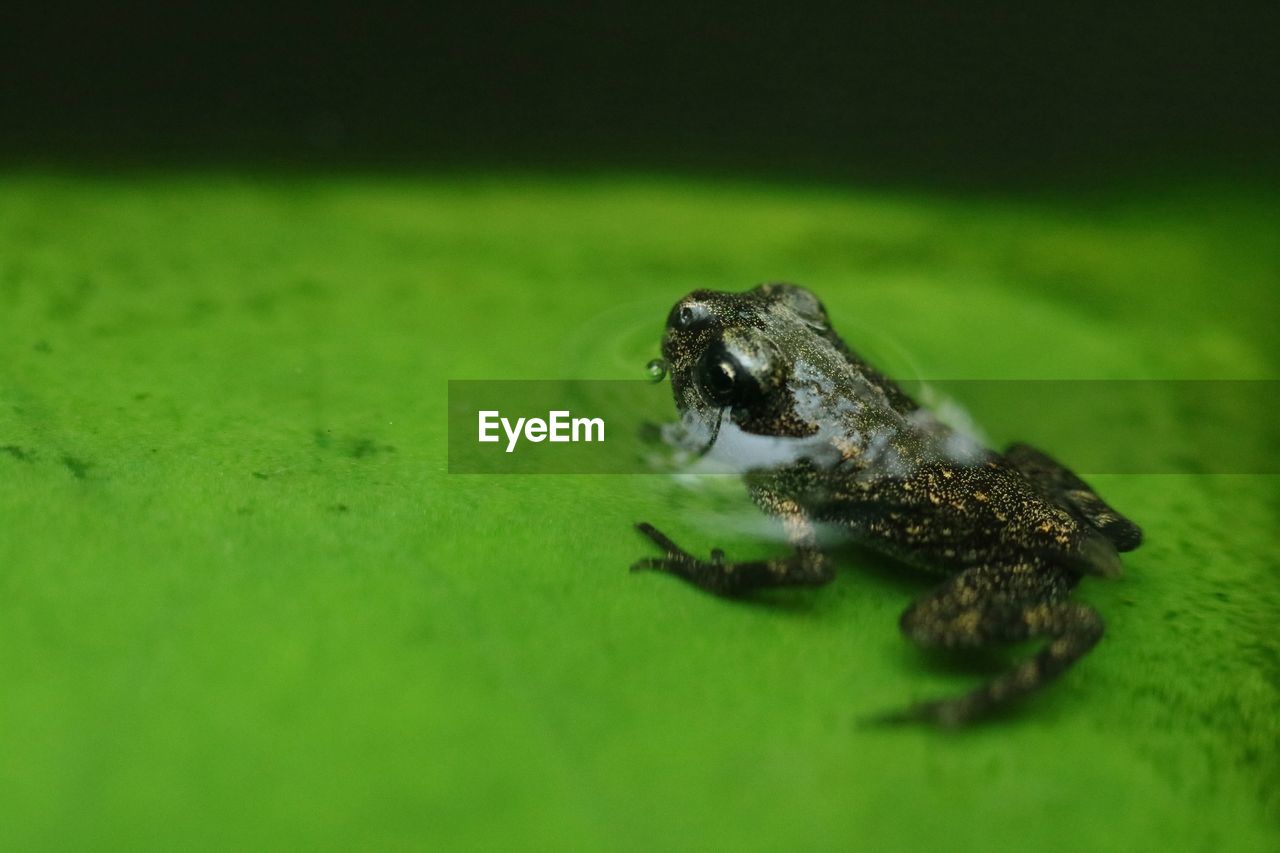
[880,563,1103,727]
[631,508,833,597]
[1003,442,1143,551]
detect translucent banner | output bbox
[447,380,1279,475]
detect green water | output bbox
[0,173,1276,851]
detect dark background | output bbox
[3,2,1278,184]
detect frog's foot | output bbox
[631,521,833,596]
[1003,442,1143,551]
[874,562,1104,727]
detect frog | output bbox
[633,283,1142,726]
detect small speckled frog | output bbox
[634,283,1142,726]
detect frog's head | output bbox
[660,283,839,439]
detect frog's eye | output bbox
[669,299,712,331]
[758,282,829,328]
[696,342,763,407]
[701,355,741,405]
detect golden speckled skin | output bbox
[634,283,1142,726]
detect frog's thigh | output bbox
[1002,442,1142,551]
[899,563,1072,647]
[894,564,1104,725]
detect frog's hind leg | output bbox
[1003,442,1142,551]
[878,563,1104,727]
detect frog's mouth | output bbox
[660,332,726,435]
[691,405,726,456]
[664,387,728,458]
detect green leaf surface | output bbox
[1,173,1276,851]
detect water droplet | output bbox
[645,358,668,383]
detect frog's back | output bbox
[788,457,1117,578]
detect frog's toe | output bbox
[862,698,979,729]
[634,521,684,554]
[859,706,918,728]
[629,556,679,574]
[863,702,935,728]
